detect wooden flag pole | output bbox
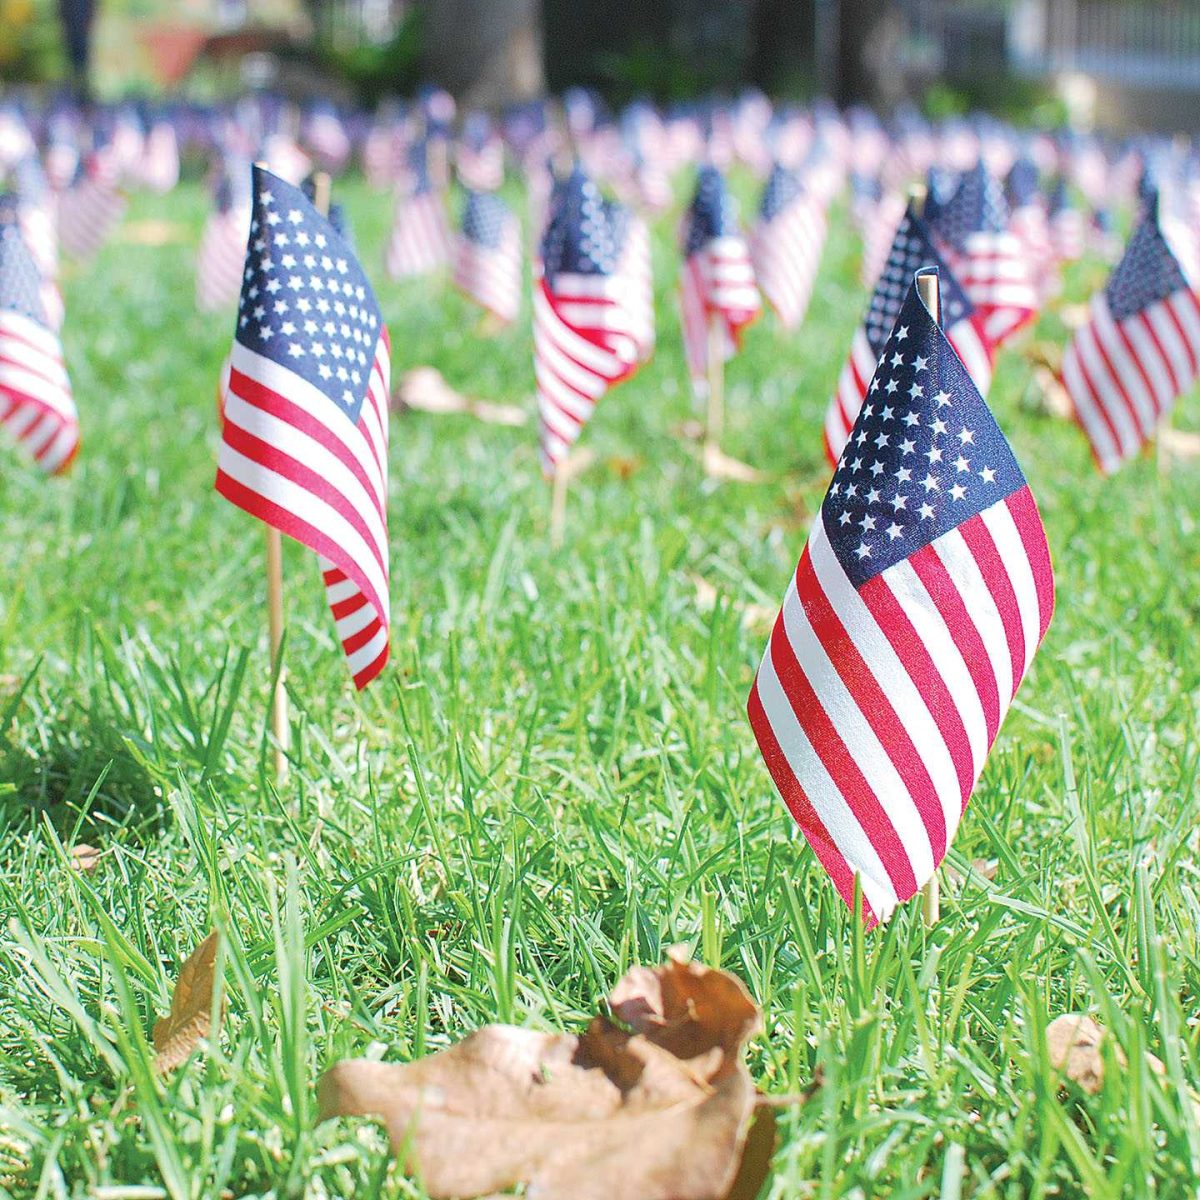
[916,266,941,928]
[549,459,569,550]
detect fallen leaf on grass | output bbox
[318,949,804,1200]
[117,219,188,246]
[152,930,222,1073]
[702,441,766,484]
[942,858,998,889]
[692,576,777,636]
[1046,1013,1164,1096]
[1156,427,1200,471]
[394,367,528,426]
[69,844,102,873]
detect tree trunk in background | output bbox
[834,0,905,110]
[423,0,545,107]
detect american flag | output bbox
[825,203,993,466]
[385,142,453,279]
[1061,196,1200,474]
[0,217,78,473]
[1006,157,1055,301]
[453,189,521,324]
[749,269,1054,923]
[215,167,391,689]
[750,162,826,331]
[138,121,180,194]
[932,161,1038,348]
[610,203,655,362]
[534,167,642,474]
[679,165,760,398]
[57,149,126,260]
[455,112,505,192]
[197,166,252,313]
[860,188,906,288]
[1047,178,1085,263]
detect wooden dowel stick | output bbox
[705,315,725,454]
[917,267,940,927]
[549,459,569,550]
[266,525,288,781]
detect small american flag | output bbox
[455,112,505,192]
[679,165,760,398]
[825,203,993,466]
[454,190,521,324]
[138,121,180,195]
[750,162,826,331]
[1061,195,1200,474]
[1047,178,1085,263]
[749,268,1054,923]
[932,161,1038,348]
[385,141,453,279]
[1006,157,1055,301]
[0,217,78,473]
[215,167,391,689]
[197,165,252,313]
[534,167,642,474]
[57,148,125,260]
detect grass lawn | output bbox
[2,174,1200,1199]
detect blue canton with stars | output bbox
[462,189,512,249]
[540,167,619,285]
[931,160,1009,251]
[236,166,381,425]
[684,165,741,257]
[1006,156,1040,208]
[0,215,48,327]
[759,162,803,222]
[864,204,972,357]
[824,271,1026,588]
[1105,198,1188,321]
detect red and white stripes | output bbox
[215,330,392,689]
[751,194,827,331]
[748,491,1053,922]
[385,192,453,279]
[680,236,760,397]
[1062,286,1200,474]
[0,310,78,473]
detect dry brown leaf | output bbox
[318,952,800,1200]
[702,441,766,484]
[692,576,777,636]
[1156,427,1200,470]
[117,219,187,246]
[394,367,528,426]
[152,930,222,1073]
[1045,1013,1168,1096]
[69,844,102,873]
[607,454,643,480]
[942,858,998,889]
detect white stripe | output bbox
[931,526,1014,708]
[979,502,1042,678]
[879,558,989,779]
[753,634,899,919]
[809,522,964,842]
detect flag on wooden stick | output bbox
[0,216,78,473]
[215,166,391,689]
[749,268,1053,924]
[1060,194,1200,474]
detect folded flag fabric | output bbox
[749,268,1053,924]
[679,164,760,398]
[750,162,826,331]
[0,216,78,472]
[215,166,391,689]
[825,202,992,466]
[534,167,643,475]
[454,189,521,325]
[1061,194,1200,474]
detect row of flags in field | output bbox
[2,88,1200,921]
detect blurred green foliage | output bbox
[0,0,66,83]
[315,8,423,107]
[923,74,1069,127]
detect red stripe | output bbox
[228,368,385,521]
[766,573,918,898]
[1111,312,1164,425]
[746,676,875,925]
[858,575,975,809]
[1062,340,1122,472]
[795,550,947,861]
[342,615,383,656]
[909,544,1002,745]
[218,419,387,585]
[1164,292,1200,380]
[1086,317,1146,453]
[1137,310,1181,400]
[957,517,1026,702]
[1006,487,1055,640]
[352,639,390,690]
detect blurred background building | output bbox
[2,0,1199,130]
